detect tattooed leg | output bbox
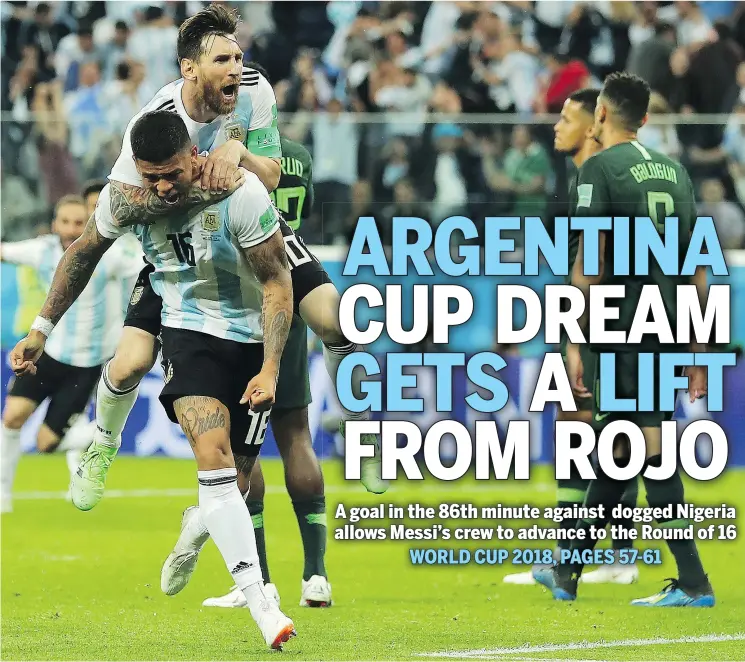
[173,396,234,471]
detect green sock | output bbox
[556,476,589,551]
[246,500,270,584]
[292,497,327,581]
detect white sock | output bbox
[322,341,369,422]
[1,426,22,502]
[197,468,263,598]
[95,361,139,448]
[57,418,95,452]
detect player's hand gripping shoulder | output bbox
[108,168,246,228]
[10,216,114,376]
[240,230,293,412]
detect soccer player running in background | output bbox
[534,72,714,607]
[72,4,385,513]
[0,195,140,513]
[162,132,333,609]
[11,110,298,649]
[504,88,639,586]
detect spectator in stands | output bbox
[724,102,745,201]
[127,5,178,91]
[100,20,130,81]
[658,0,714,50]
[374,137,411,203]
[54,22,98,92]
[431,123,469,222]
[378,178,429,246]
[627,22,677,101]
[637,92,682,159]
[483,125,552,218]
[311,98,359,243]
[283,48,333,111]
[698,178,745,248]
[63,61,114,181]
[470,31,540,114]
[374,64,432,139]
[536,51,590,113]
[32,80,79,208]
[18,2,70,82]
[102,60,152,139]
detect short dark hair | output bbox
[601,71,650,131]
[54,194,85,215]
[82,179,107,199]
[177,4,239,62]
[115,20,129,32]
[131,111,191,163]
[568,88,600,115]
[77,22,93,37]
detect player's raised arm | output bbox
[10,215,114,376]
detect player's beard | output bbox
[201,79,238,116]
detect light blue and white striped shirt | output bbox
[2,234,142,367]
[96,171,280,344]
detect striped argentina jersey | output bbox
[2,235,142,367]
[95,171,281,344]
[108,66,281,188]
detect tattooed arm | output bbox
[240,229,293,411]
[109,169,245,228]
[10,216,114,375]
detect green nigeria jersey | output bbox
[571,140,698,352]
[271,137,314,231]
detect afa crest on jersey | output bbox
[224,120,246,142]
[202,210,221,232]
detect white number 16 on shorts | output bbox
[245,409,271,447]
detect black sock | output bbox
[246,500,270,584]
[292,497,327,581]
[611,476,639,552]
[560,469,633,581]
[642,456,708,590]
[556,474,589,551]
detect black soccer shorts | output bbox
[158,327,272,458]
[7,352,101,436]
[123,262,162,337]
[279,218,332,311]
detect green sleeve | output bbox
[302,153,314,219]
[246,126,282,159]
[573,155,611,217]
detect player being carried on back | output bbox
[11,110,299,649]
[534,72,714,608]
[66,4,385,517]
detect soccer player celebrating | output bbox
[534,72,714,607]
[161,132,333,609]
[0,195,140,513]
[504,88,639,586]
[11,110,298,648]
[70,4,385,514]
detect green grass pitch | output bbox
[2,456,744,660]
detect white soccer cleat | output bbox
[70,441,119,511]
[300,575,332,607]
[249,594,296,650]
[203,583,281,608]
[503,569,537,585]
[580,562,640,584]
[161,506,210,596]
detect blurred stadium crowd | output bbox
[2,0,745,247]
